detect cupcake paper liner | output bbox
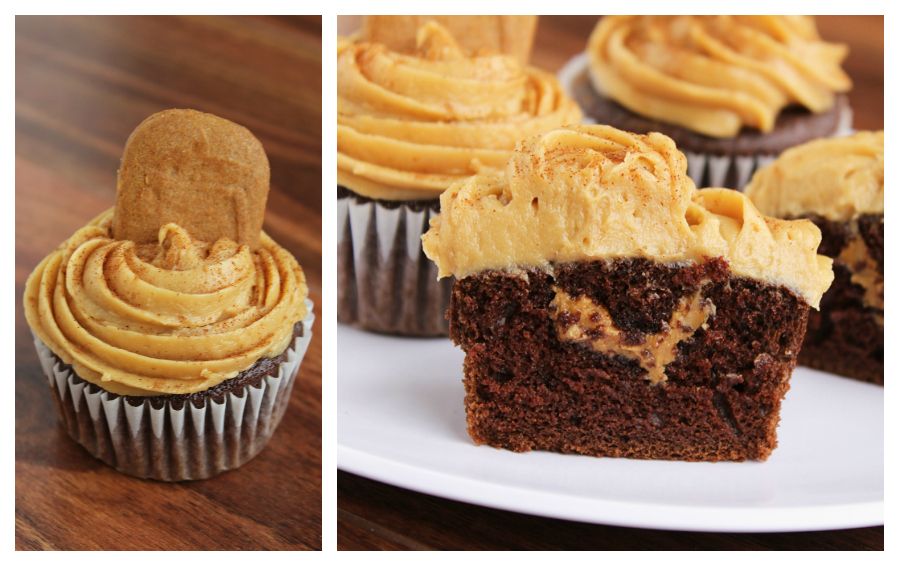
[557,53,854,190]
[33,299,315,481]
[337,190,452,336]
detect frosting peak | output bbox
[337,22,582,200]
[24,210,308,396]
[422,125,833,307]
[587,16,851,137]
[745,130,884,222]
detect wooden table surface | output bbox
[15,15,322,550]
[336,15,884,551]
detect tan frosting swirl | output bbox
[422,125,833,308]
[745,131,884,222]
[337,21,582,201]
[24,209,308,396]
[587,16,851,138]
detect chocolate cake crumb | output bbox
[449,258,809,461]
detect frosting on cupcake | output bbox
[745,131,884,222]
[587,16,852,138]
[422,125,833,308]
[24,209,308,396]
[337,21,582,201]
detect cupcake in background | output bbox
[361,15,538,63]
[745,131,883,384]
[337,18,582,336]
[563,16,852,189]
[24,109,314,480]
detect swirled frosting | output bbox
[337,21,582,201]
[422,125,833,308]
[745,131,884,222]
[587,16,852,138]
[24,209,309,396]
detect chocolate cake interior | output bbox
[450,258,809,461]
[799,214,883,384]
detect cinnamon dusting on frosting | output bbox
[24,209,307,396]
[422,124,833,308]
[337,21,582,200]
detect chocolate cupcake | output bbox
[745,131,883,384]
[337,20,582,336]
[422,125,834,461]
[23,109,313,481]
[561,16,853,189]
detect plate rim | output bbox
[338,444,883,533]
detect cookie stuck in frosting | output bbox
[422,124,833,308]
[587,16,852,138]
[337,21,582,201]
[114,109,270,249]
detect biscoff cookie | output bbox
[114,108,269,249]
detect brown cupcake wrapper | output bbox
[32,299,314,481]
[558,53,855,190]
[337,190,452,336]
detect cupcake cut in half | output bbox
[24,109,314,481]
[423,124,833,461]
[337,19,582,336]
[746,131,883,384]
[567,15,852,189]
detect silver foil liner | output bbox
[557,52,855,190]
[33,299,315,481]
[337,191,452,336]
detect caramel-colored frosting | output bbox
[587,16,851,138]
[422,125,833,308]
[337,21,582,201]
[552,289,715,384]
[745,131,884,222]
[24,210,308,396]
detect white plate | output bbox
[337,324,883,532]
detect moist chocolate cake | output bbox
[798,215,883,384]
[452,258,807,460]
[745,131,884,385]
[423,125,834,462]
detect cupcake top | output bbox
[587,16,852,138]
[745,130,884,222]
[422,125,833,308]
[361,15,538,64]
[337,21,582,201]
[24,109,308,396]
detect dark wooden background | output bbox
[15,16,322,550]
[337,15,884,551]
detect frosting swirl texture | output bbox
[587,16,851,138]
[24,209,308,396]
[422,125,833,307]
[337,21,582,200]
[745,131,884,222]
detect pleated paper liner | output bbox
[33,299,315,481]
[337,188,452,336]
[557,52,854,190]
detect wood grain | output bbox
[337,15,884,551]
[15,15,322,550]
